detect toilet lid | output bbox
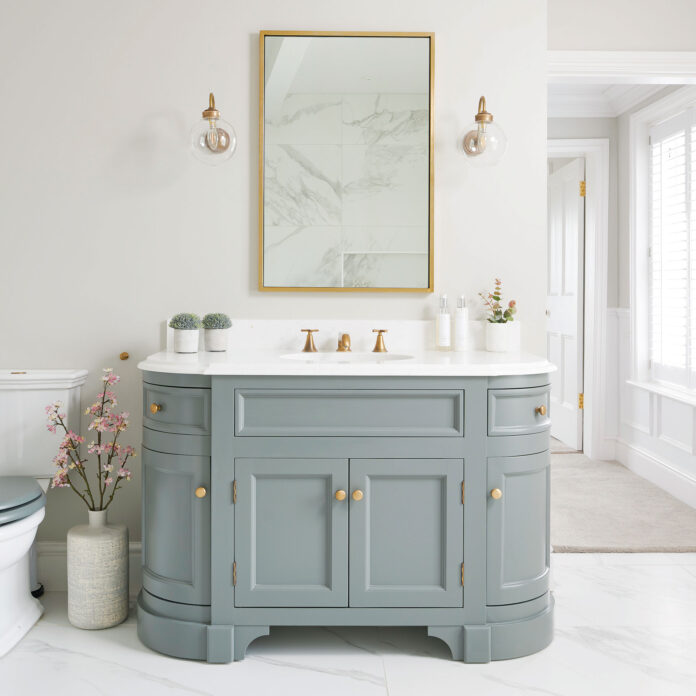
[0,477,45,526]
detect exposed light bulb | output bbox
[190,93,237,165]
[461,96,507,167]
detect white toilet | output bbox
[0,369,87,656]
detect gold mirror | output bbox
[259,31,434,292]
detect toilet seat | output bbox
[0,477,46,526]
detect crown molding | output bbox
[548,51,696,84]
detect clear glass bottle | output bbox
[436,294,451,350]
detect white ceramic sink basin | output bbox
[281,352,414,364]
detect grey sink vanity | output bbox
[137,356,554,664]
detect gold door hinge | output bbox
[233,479,237,504]
[461,481,465,504]
[461,562,465,585]
[233,561,237,586]
[579,181,586,197]
[578,393,584,409]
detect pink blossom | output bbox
[51,469,70,489]
[118,467,132,481]
[104,477,113,486]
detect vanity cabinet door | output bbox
[234,458,349,607]
[349,459,464,607]
[142,447,211,605]
[486,451,550,606]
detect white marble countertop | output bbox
[137,349,555,377]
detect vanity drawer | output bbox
[143,384,211,436]
[487,385,550,437]
[235,389,464,437]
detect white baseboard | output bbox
[36,541,142,598]
[615,439,696,509]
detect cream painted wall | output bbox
[549,0,696,50]
[547,117,619,306]
[0,0,547,541]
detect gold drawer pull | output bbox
[535,405,547,416]
[150,402,163,414]
[195,486,207,499]
[335,490,347,501]
[352,489,364,501]
[490,488,502,500]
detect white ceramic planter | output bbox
[173,329,199,353]
[67,510,128,630]
[204,328,229,352]
[485,321,520,352]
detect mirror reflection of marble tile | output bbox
[264,144,341,226]
[342,144,428,227]
[342,226,427,254]
[266,94,342,145]
[343,252,429,288]
[342,94,429,146]
[264,226,342,287]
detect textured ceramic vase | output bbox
[67,510,128,629]
[485,322,520,352]
[173,329,199,353]
[204,328,229,352]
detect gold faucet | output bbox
[372,329,388,353]
[301,329,318,352]
[337,333,352,352]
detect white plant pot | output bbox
[204,328,229,352]
[173,329,199,353]
[67,510,128,630]
[485,321,520,352]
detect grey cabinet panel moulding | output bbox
[235,388,464,437]
[138,372,553,663]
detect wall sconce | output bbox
[462,96,507,166]
[190,93,237,165]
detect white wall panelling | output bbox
[609,308,696,508]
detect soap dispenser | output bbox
[436,294,451,350]
[454,295,470,351]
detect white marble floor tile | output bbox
[3,554,696,696]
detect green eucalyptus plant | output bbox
[169,313,202,330]
[202,313,232,330]
[479,278,517,323]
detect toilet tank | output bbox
[0,370,88,482]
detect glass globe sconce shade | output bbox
[190,92,237,165]
[461,96,507,167]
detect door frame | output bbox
[547,138,610,460]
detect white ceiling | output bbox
[548,83,664,118]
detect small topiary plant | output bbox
[202,313,232,330]
[169,313,202,330]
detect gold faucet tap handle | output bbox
[372,329,388,353]
[301,329,319,353]
[337,333,352,352]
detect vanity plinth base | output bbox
[137,590,554,664]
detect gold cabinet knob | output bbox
[490,488,502,500]
[150,402,162,414]
[335,489,347,501]
[535,405,547,416]
[195,486,207,499]
[352,489,364,501]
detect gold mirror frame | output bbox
[258,30,435,293]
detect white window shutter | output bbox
[649,110,694,388]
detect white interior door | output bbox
[547,158,585,450]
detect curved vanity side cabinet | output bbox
[488,385,550,436]
[234,458,349,607]
[486,451,550,606]
[349,459,464,608]
[142,447,211,605]
[143,384,211,436]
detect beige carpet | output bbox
[551,453,696,552]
